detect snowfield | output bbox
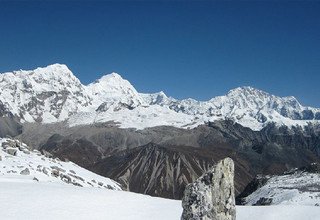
[1,137,320,220]
[0,138,121,190]
[1,180,320,220]
[243,171,320,206]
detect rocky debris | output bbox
[236,175,270,205]
[42,150,53,158]
[72,182,83,187]
[50,166,66,173]
[253,197,273,206]
[22,150,30,154]
[69,173,84,182]
[181,158,236,220]
[0,138,121,191]
[5,139,17,148]
[1,139,32,157]
[60,173,72,183]
[20,168,30,175]
[51,169,60,177]
[299,163,320,174]
[42,167,49,175]
[105,185,114,190]
[5,147,17,156]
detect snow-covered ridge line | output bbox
[0,63,319,130]
[0,137,122,190]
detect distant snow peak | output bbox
[96,72,124,83]
[0,64,319,130]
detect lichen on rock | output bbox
[181,157,236,220]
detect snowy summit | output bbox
[0,64,319,130]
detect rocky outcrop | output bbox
[181,158,236,220]
[5,147,17,156]
[20,168,30,175]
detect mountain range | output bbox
[1,64,320,200]
[0,63,319,130]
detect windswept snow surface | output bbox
[0,180,320,220]
[0,64,319,130]
[1,139,319,220]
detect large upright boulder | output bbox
[181,157,236,220]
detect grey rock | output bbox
[253,197,273,206]
[50,166,66,173]
[5,147,17,156]
[60,173,71,183]
[20,168,30,175]
[42,167,49,175]
[42,150,53,158]
[181,158,236,220]
[51,169,59,177]
[6,140,17,148]
[22,149,30,154]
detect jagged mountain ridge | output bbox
[0,64,319,130]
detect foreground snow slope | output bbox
[0,180,319,220]
[0,138,121,190]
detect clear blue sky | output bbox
[0,1,319,107]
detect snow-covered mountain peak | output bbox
[0,64,91,123]
[0,64,319,130]
[87,72,145,108]
[226,86,272,100]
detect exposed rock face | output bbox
[34,121,320,200]
[181,158,236,220]
[92,143,252,199]
[5,147,17,156]
[20,168,30,175]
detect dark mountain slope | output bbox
[91,143,253,199]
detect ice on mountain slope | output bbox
[0,138,121,190]
[0,64,319,130]
[242,168,320,206]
